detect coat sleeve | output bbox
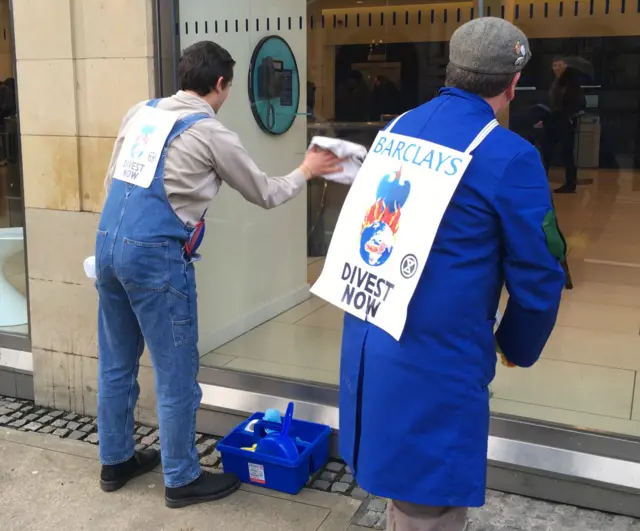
[493,147,566,367]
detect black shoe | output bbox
[165,470,241,509]
[554,184,576,194]
[100,449,161,492]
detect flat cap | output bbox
[449,17,531,75]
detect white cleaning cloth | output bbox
[308,136,368,186]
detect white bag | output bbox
[83,256,96,279]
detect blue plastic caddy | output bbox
[217,409,331,495]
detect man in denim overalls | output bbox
[95,41,341,508]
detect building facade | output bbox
[2,0,640,516]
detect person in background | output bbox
[307,80,317,120]
[95,41,342,509]
[542,57,586,193]
[336,70,371,122]
[338,18,565,530]
[0,78,15,120]
[370,75,402,121]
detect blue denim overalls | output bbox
[95,99,209,488]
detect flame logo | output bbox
[130,124,157,159]
[362,199,402,233]
[359,168,411,267]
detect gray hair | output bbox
[445,63,516,99]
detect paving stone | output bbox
[141,435,158,446]
[358,513,380,528]
[135,443,147,452]
[85,433,100,445]
[368,499,388,513]
[134,434,143,443]
[51,419,67,429]
[6,402,21,411]
[66,421,80,431]
[10,411,23,419]
[0,406,11,416]
[326,461,345,474]
[49,411,64,419]
[38,415,54,425]
[200,452,220,468]
[0,415,11,426]
[68,430,86,441]
[312,480,332,492]
[19,405,34,414]
[38,426,55,435]
[319,470,337,482]
[24,422,43,432]
[23,414,39,422]
[79,424,95,434]
[196,439,217,457]
[194,433,204,444]
[9,419,27,428]
[34,408,48,415]
[78,417,92,424]
[341,473,355,485]
[63,413,78,421]
[351,487,369,501]
[345,466,352,474]
[53,428,70,438]
[136,426,153,436]
[149,443,161,452]
[331,482,350,494]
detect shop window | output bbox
[0,1,27,342]
[183,0,640,441]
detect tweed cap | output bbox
[449,17,531,75]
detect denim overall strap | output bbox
[143,109,211,221]
[164,113,211,152]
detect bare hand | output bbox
[301,147,343,179]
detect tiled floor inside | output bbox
[203,168,640,438]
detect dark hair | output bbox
[445,64,516,99]
[178,41,236,96]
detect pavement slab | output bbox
[0,429,360,531]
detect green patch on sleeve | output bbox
[543,210,567,262]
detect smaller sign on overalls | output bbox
[113,106,180,189]
[311,115,499,340]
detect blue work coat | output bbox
[339,87,566,507]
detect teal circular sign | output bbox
[248,36,300,135]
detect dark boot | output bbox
[165,470,241,509]
[554,184,576,194]
[100,449,161,492]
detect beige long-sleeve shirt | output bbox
[104,91,306,226]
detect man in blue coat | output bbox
[339,18,566,530]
